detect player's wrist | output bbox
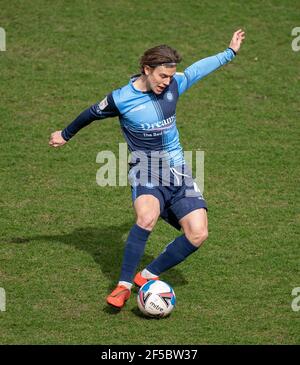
[228,47,237,56]
[61,129,71,142]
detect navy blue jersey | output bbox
[62,48,235,166]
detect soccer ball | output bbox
[137,280,176,318]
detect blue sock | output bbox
[146,235,198,276]
[119,224,151,283]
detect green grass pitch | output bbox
[0,0,299,344]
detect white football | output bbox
[137,280,176,318]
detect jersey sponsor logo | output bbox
[141,115,176,131]
[99,97,108,110]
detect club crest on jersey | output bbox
[165,91,173,102]
[99,97,108,110]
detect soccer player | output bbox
[49,29,245,309]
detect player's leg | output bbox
[106,194,161,308]
[139,208,207,279]
[134,194,161,231]
[118,194,161,286]
[179,208,208,247]
[134,166,208,286]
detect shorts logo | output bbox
[99,97,108,110]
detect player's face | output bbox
[145,65,176,94]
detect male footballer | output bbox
[49,29,245,309]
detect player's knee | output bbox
[186,227,208,247]
[136,214,158,231]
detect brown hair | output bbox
[139,44,182,74]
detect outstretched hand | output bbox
[229,29,245,53]
[49,130,67,148]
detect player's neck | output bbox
[133,75,151,92]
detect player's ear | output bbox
[144,65,152,76]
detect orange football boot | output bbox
[106,285,131,308]
[134,271,159,287]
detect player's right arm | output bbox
[49,93,119,148]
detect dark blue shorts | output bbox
[129,164,207,231]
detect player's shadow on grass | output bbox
[7,223,187,290]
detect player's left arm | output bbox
[174,29,245,95]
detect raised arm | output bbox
[228,28,245,54]
[49,93,119,148]
[174,29,245,95]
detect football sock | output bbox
[119,224,151,283]
[146,235,198,276]
[141,268,158,279]
[118,281,133,290]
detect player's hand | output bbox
[49,130,67,148]
[229,29,245,53]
